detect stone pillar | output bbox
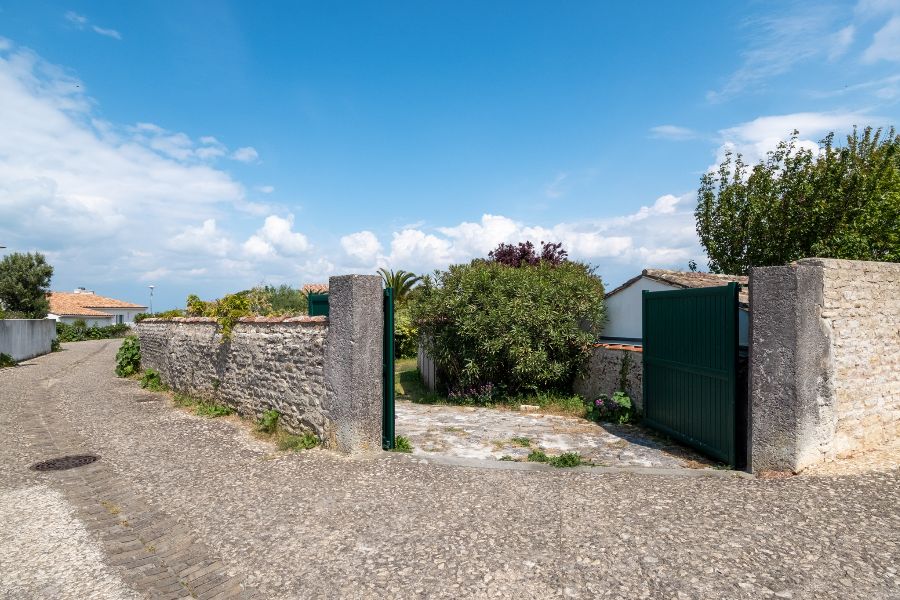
[323,274,384,454]
[749,263,834,472]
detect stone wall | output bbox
[0,319,56,361]
[750,258,900,472]
[137,274,385,454]
[138,316,329,435]
[574,345,643,411]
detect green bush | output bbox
[587,391,635,424]
[134,310,184,323]
[256,409,280,434]
[0,353,16,368]
[393,306,418,359]
[50,338,61,352]
[56,321,129,342]
[411,259,605,395]
[115,336,141,377]
[392,435,413,453]
[140,368,166,391]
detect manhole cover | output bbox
[30,454,100,471]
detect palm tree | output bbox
[378,268,422,304]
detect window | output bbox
[117,314,124,325]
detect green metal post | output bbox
[382,287,395,450]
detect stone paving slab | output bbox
[1,340,898,599]
[396,401,716,468]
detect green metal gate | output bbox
[306,288,395,450]
[642,282,744,467]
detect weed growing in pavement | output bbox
[277,432,319,451]
[172,392,197,408]
[140,369,167,391]
[510,436,531,447]
[256,409,280,434]
[115,336,141,377]
[526,449,585,468]
[0,353,16,368]
[527,450,549,463]
[499,455,516,461]
[194,403,234,418]
[392,436,413,453]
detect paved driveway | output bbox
[0,340,898,599]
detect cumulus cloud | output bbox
[243,215,309,258]
[340,231,383,264]
[649,125,698,140]
[231,146,259,163]
[166,219,232,257]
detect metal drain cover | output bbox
[30,454,100,471]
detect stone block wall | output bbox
[138,316,329,436]
[750,258,900,472]
[574,345,643,411]
[136,274,385,454]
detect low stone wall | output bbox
[574,345,643,411]
[750,258,900,472]
[137,274,384,454]
[0,319,56,361]
[138,316,329,435]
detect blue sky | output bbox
[1,1,899,310]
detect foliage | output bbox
[56,322,129,342]
[587,391,635,424]
[140,368,166,391]
[393,305,418,359]
[115,336,141,377]
[0,252,53,318]
[0,310,28,319]
[278,432,319,451]
[488,240,569,267]
[173,392,198,408]
[134,310,184,322]
[378,269,422,304]
[527,449,549,463]
[256,409,280,434]
[260,284,308,314]
[412,258,605,395]
[186,292,252,339]
[0,353,16,368]
[509,436,531,447]
[448,382,495,405]
[526,449,584,467]
[194,402,234,417]
[696,127,900,274]
[392,435,413,453]
[50,338,60,352]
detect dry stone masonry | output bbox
[574,345,644,411]
[750,258,900,472]
[137,274,384,454]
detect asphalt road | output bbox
[1,340,897,599]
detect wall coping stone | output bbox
[140,316,327,325]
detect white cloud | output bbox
[257,185,275,194]
[166,219,232,257]
[91,26,122,40]
[341,231,383,264]
[829,25,856,60]
[243,215,309,258]
[231,146,259,163]
[544,173,569,199]
[65,11,88,26]
[650,125,698,140]
[862,16,900,62]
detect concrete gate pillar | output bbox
[322,274,384,454]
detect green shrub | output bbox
[412,259,605,396]
[135,310,184,322]
[393,306,418,359]
[392,435,413,453]
[587,391,636,424]
[115,336,141,377]
[0,353,16,368]
[256,409,280,434]
[140,369,166,391]
[548,452,583,468]
[278,432,319,451]
[527,449,549,463]
[56,321,129,342]
[50,338,61,352]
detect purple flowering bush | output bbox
[587,391,635,424]
[448,382,495,405]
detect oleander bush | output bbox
[56,320,129,342]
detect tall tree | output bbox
[378,269,422,304]
[696,126,900,274]
[0,252,54,318]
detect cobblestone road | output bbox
[1,340,898,599]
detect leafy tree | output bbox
[259,284,307,314]
[0,252,54,318]
[378,268,422,304]
[488,241,569,267]
[411,258,605,395]
[696,126,900,274]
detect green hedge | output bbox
[56,321,129,342]
[411,260,605,395]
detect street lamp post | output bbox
[148,285,155,315]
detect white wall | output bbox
[49,314,114,328]
[101,308,143,325]
[602,275,749,346]
[0,319,56,361]
[601,277,675,341]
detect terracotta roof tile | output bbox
[48,292,147,317]
[606,269,750,307]
[302,283,329,294]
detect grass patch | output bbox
[194,402,234,418]
[139,369,167,391]
[172,392,198,408]
[498,455,516,461]
[277,432,319,451]
[527,449,585,468]
[392,435,413,453]
[510,436,531,447]
[395,358,447,405]
[256,409,280,434]
[527,449,549,463]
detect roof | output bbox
[301,283,329,294]
[606,269,749,307]
[48,292,147,317]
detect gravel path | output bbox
[1,340,898,599]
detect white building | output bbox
[602,269,750,347]
[47,288,147,327]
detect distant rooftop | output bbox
[607,269,749,307]
[48,291,147,317]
